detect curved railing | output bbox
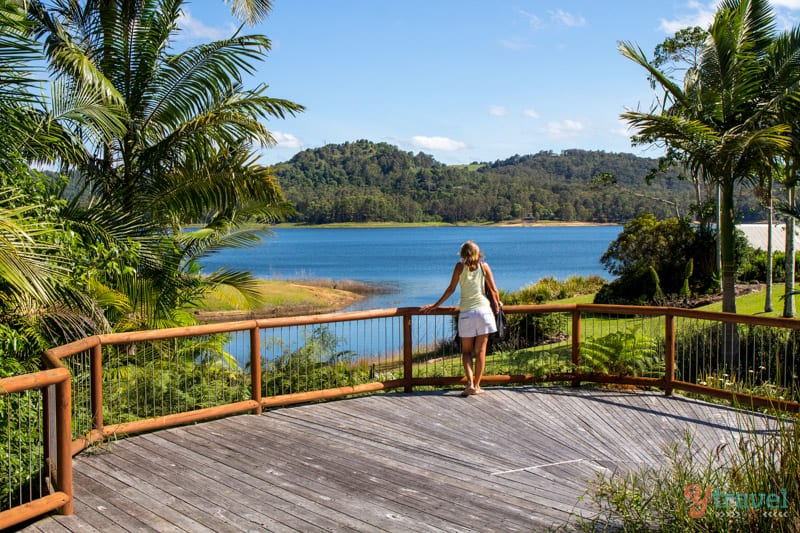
[1,304,799,529]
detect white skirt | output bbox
[457,308,497,337]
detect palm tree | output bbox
[782,158,798,317]
[0,1,124,350]
[23,0,304,328]
[28,0,301,219]
[619,0,800,314]
[651,26,716,226]
[760,25,800,317]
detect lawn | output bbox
[550,285,800,318]
[697,284,800,317]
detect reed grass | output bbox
[568,410,799,532]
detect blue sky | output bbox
[180,1,800,165]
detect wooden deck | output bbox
[18,386,771,532]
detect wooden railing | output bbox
[2,304,799,529]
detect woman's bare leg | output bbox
[460,336,475,391]
[472,334,489,392]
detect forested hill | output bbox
[272,140,761,224]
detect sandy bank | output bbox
[193,279,387,323]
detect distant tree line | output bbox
[273,140,768,225]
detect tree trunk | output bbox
[765,174,773,313]
[715,184,722,274]
[720,179,737,314]
[784,185,796,318]
[719,178,740,373]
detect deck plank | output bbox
[20,386,773,532]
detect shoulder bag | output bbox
[481,263,506,339]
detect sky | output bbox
[180,1,800,166]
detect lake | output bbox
[199,225,622,310]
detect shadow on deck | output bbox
[19,386,772,532]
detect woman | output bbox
[421,240,501,396]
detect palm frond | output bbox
[201,267,265,309]
[27,0,124,107]
[174,227,270,264]
[138,143,294,225]
[146,34,273,131]
[0,198,67,305]
[224,0,273,26]
[618,40,692,111]
[49,76,127,142]
[0,1,43,102]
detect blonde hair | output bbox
[459,240,484,269]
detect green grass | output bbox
[538,284,799,317]
[552,293,596,305]
[197,280,360,314]
[696,284,799,316]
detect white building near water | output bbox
[738,223,800,251]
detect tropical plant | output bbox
[94,334,248,425]
[573,418,800,532]
[648,26,720,231]
[619,0,800,314]
[263,326,371,395]
[595,214,717,305]
[579,329,663,377]
[17,0,304,330]
[762,23,800,317]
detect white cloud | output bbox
[659,1,800,35]
[613,118,634,138]
[772,0,800,8]
[411,136,467,152]
[517,10,543,30]
[659,1,716,33]
[176,10,231,41]
[546,119,584,139]
[271,131,302,148]
[489,105,507,117]
[500,38,528,50]
[549,9,586,27]
[523,108,540,119]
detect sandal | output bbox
[460,386,475,397]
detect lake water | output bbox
[199,225,621,310]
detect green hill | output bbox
[272,140,765,225]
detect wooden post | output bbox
[664,314,676,396]
[56,376,73,515]
[42,381,52,482]
[90,344,103,431]
[571,309,581,387]
[403,314,413,393]
[250,326,262,414]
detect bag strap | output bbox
[481,263,500,310]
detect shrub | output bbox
[572,415,800,532]
[595,214,718,305]
[507,275,607,305]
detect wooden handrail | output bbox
[0,368,70,394]
[0,493,70,531]
[4,302,799,530]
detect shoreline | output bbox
[270,220,621,229]
[193,279,385,323]
[495,221,620,228]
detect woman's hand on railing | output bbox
[419,303,437,314]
